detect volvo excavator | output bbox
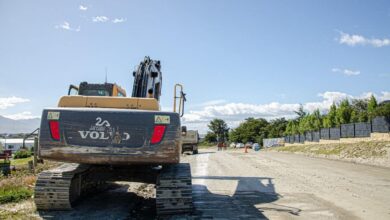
[34,57,192,215]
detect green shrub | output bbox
[13,150,32,159]
[0,185,32,204]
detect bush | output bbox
[0,185,32,204]
[13,150,32,159]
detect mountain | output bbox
[0,115,40,134]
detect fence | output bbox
[263,137,285,148]
[341,123,354,138]
[271,116,390,145]
[372,116,390,132]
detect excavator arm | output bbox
[132,56,162,101]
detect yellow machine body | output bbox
[58,96,160,111]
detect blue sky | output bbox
[0,0,389,132]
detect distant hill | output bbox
[0,115,40,134]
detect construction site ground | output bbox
[1,148,390,219]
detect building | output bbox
[0,138,34,152]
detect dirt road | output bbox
[14,148,390,219]
[184,149,390,219]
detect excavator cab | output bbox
[68,82,126,97]
[60,57,185,114]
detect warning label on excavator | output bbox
[155,115,170,124]
[47,111,60,120]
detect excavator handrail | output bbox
[174,84,186,117]
[68,84,79,95]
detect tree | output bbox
[204,132,217,143]
[336,99,352,125]
[367,95,378,120]
[373,102,390,118]
[294,104,307,120]
[298,115,311,134]
[266,118,288,138]
[207,119,229,141]
[351,99,368,122]
[323,103,337,128]
[311,109,322,130]
[228,118,269,144]
[285,120,299,135]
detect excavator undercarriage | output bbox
[34,163,193,215]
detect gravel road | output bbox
[30,148,390,219]
[183,149,390,219]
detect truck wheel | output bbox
[193,150,198,154]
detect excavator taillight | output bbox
[151,125,166,144]
[49,120,60,141]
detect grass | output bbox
[10,157,33,167]
[0,176,35,204]
[270,141,390,159]
[0,160,59,206]
[0,186,32,204]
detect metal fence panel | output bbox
[372,116,390,133]
[312,131,320,142]
[354,122,371,137]
[305,132,313,142]
[321,128,330,140]
[329,127,340,140]
[341,123,355,138]
[294,134,300,143]
[299,134,305,143]
[289,135,294,143]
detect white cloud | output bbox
[112,18,126,23]
[378,91,390,102]
[3,111,40,120]
[338,32,390,47]
[79,5,88,11]
[55,21,80,32]
[332,68,360,76]
[201,99,227,106]
[189,99,227,109]
[182,91,390,134]
[0,97,30,110]
[92,16,109,23]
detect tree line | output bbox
[204,117,288,145]
[203,96,390,145]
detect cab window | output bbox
[82,89,110,96]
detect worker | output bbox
[217,141,223,151]
[244,143,249,153]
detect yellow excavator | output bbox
[34,56,191,215]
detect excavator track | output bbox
[156,163,193,215]
[34,163,92,210]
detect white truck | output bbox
[182,130,199,154]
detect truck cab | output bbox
[181,130,199,154]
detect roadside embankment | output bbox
[268,136,390,168]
